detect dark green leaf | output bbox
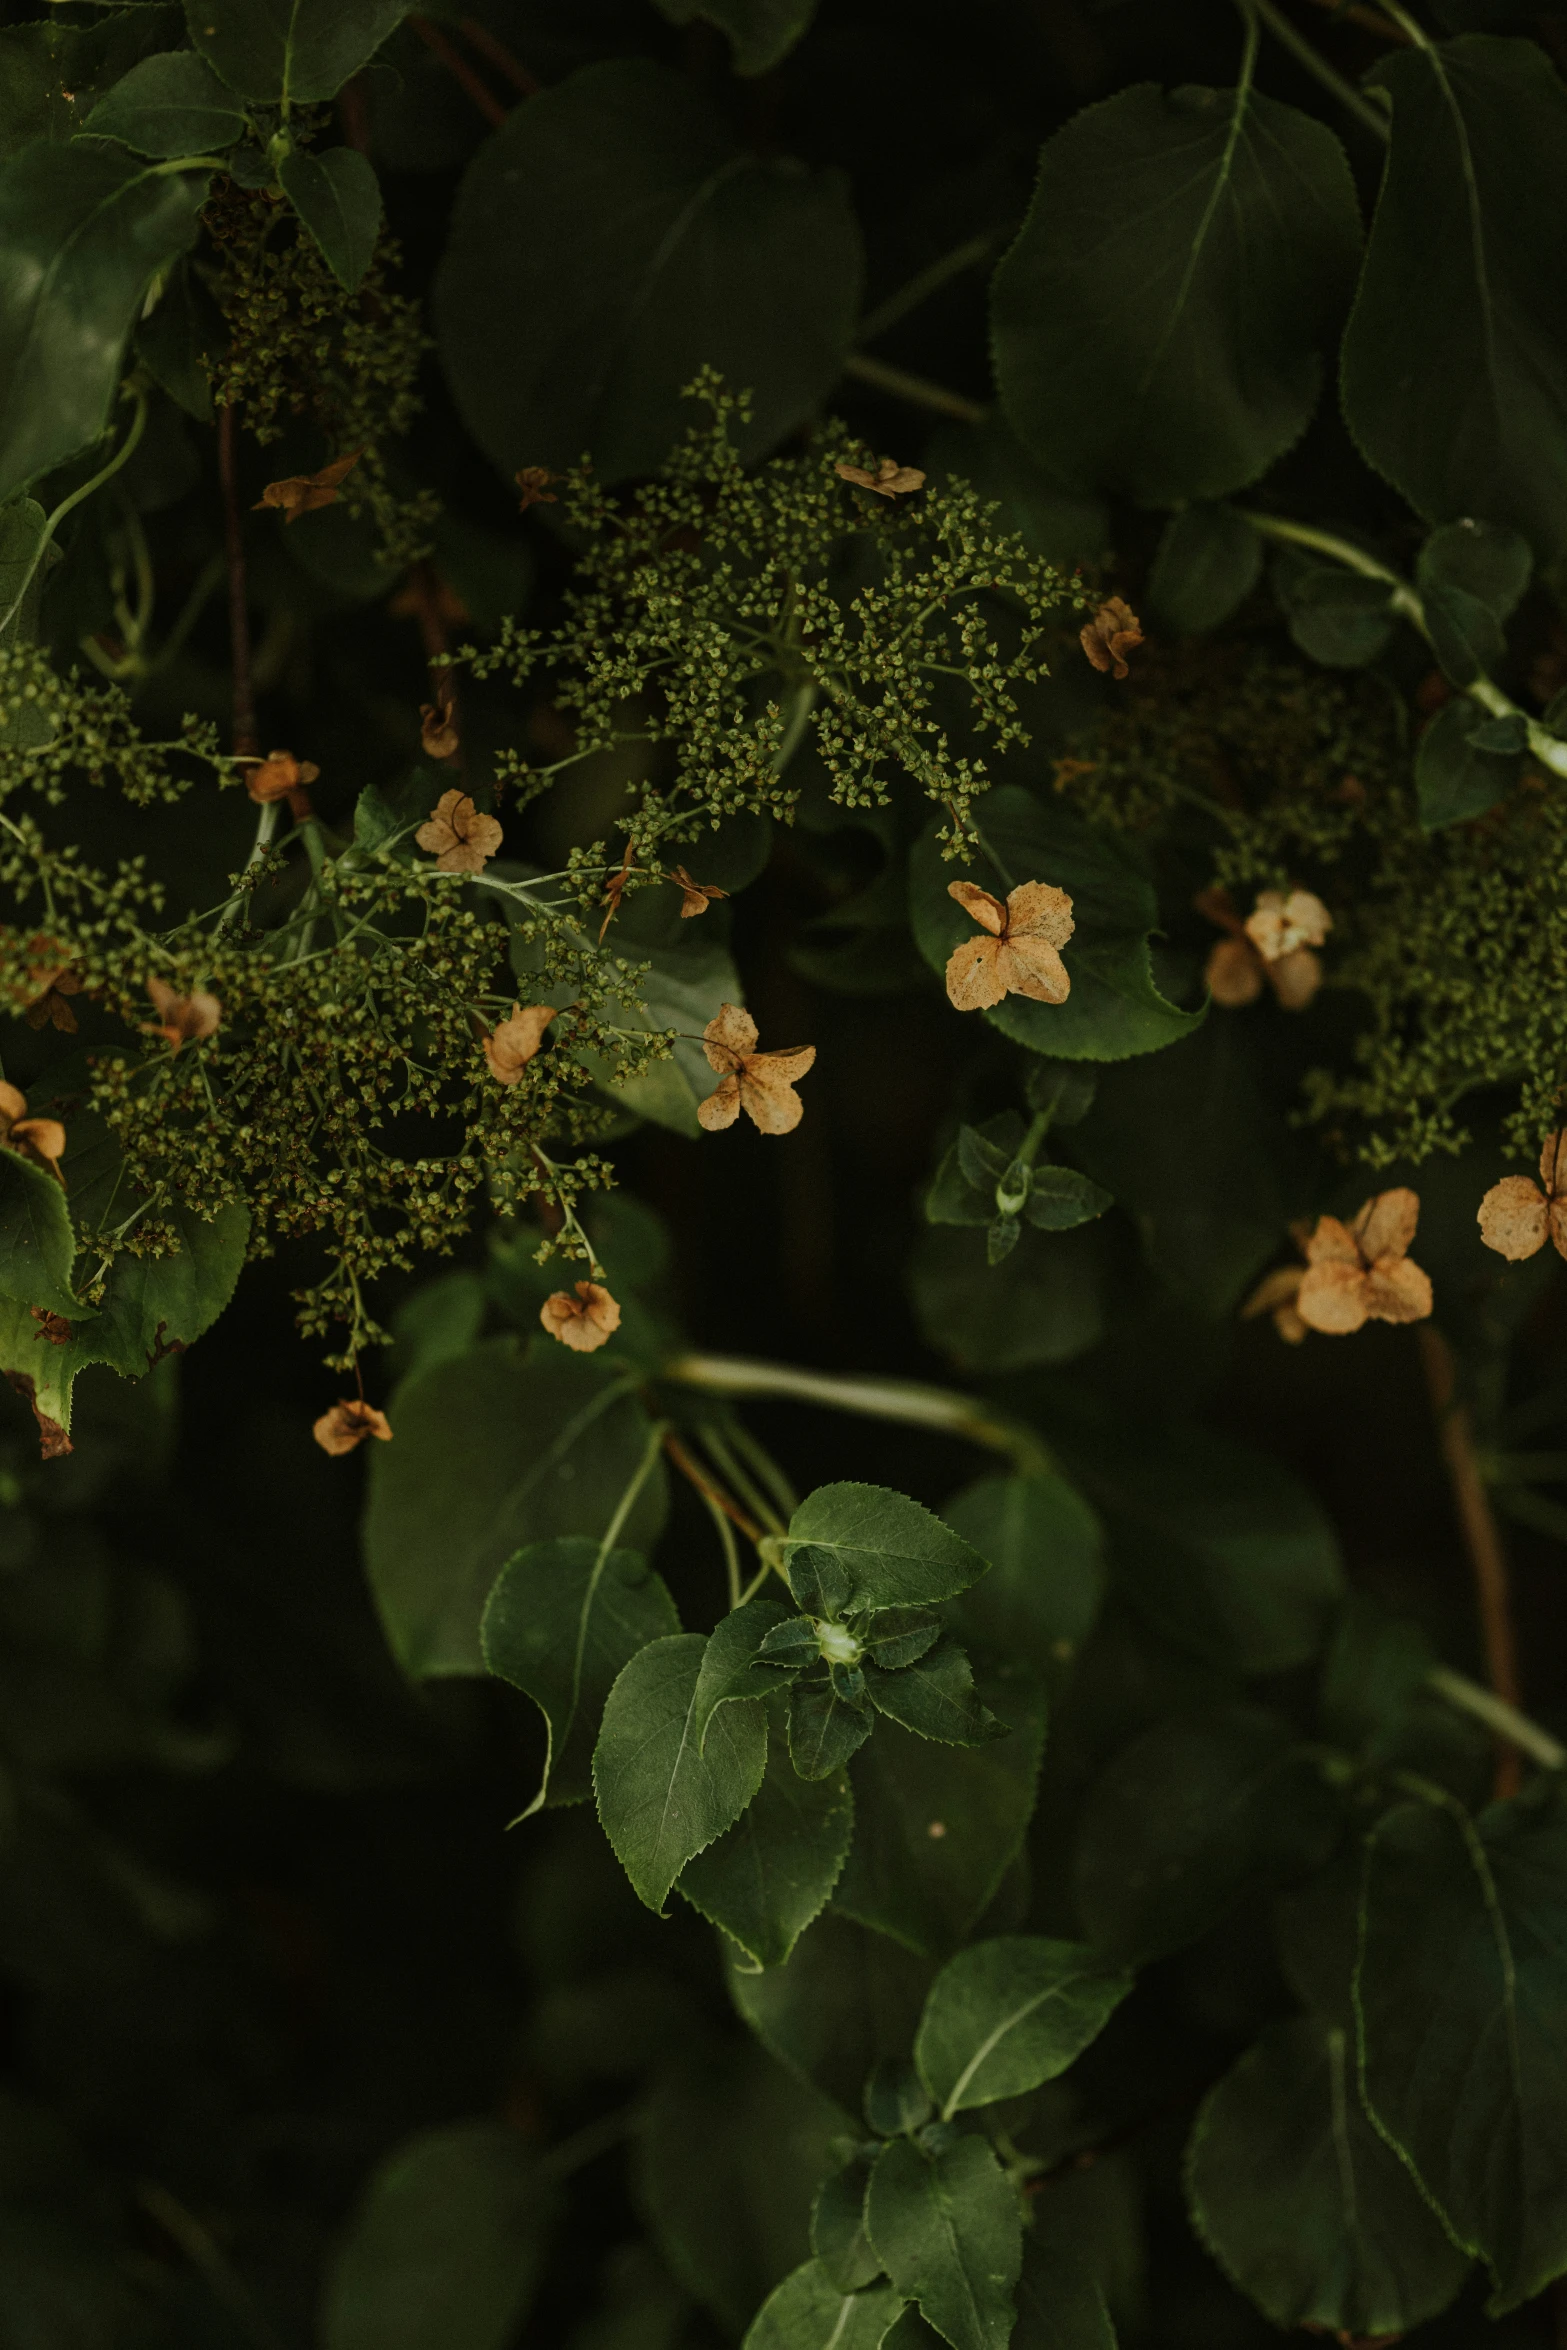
[653,0,820,77]
[1416,697,1522,830]
[186,0,411,104]
[0,1151,79,1320]
[679,1720,853,1966]
[692,1598,795,1751]
[83,50,246,157]
[742,2262,903,2350]
[133,257,222,421]
[480,1536,680,1813]
[1356,1789,1567,2311]
[1147,503,1262,635]
[363,1340,667,1677]
[1318,1594,1436,1760]
[790,1677,876,1781]
[864,2058,933,2139]
[1466,711,1529,754]
[866,2134,1021,2350]
[68,1198,247,1380]
[727,1912,936,2116]
[783,1484,991,1619]
[0,495,45,643]
[594,1633,768,1913]
[1272,558,1395,668]
[909,788,1203,1064]
[992,82,1361,503]
[862,1642,1001,1747]
[1187,2014,1469,2335]
[1416,516,1532,621]
[813,2156,882,2292]
[1340,34,1567,562]
[320,2122,550,2350]
[1011,2234,1117,2350]
[434,60,861,484]
[278,146,382,292]
[1026,1063,1098,1127]
[1421,582,1504,685]
[926,413,1110,571]
[0,140,207,502]
[910,1224,1104,1375]
[864,1611,941,1672]
[1074,1706,1341,1966]
[1025,1167,1112,1233]
[915,1937,1133,2120]
[943,1472,1106,1676]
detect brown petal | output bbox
[1205,936,1264,1007]
[947,881,1007,937]
[1005,880,1075,948]
[10,1117,65,1171]
[415,789,465,856]
[702,1003,759,1073]
[0,1080,28,1134]
[515,466,557,511]
[1267,947,1322,1011]
[1364,1253,1434,1325]
[1296,1261,1372,1334]
[1551,1198,1567,1262]
[1241,1265,1305,1320]
[254,450,363,521]
[996,936,1071,1006]
[1282,889,1331,947]
[539,1282,621,1352]
[1479,1176,1550,1260]
[1351,1187,1419,1265]
[1541,1130,1567,1198]
[313,1398,393,1456]
[696,1074,742,1130]
[944,934,1008,1012]
[1304,1214,1362,1270]
[483,1004,556,1084]
[739,1048,815,1136]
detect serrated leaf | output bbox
[692,1597,795,1752]
[594,1632,768,1913]
[1187,2014,1469,2337]
[0,495,46,644]
[279,146,381,292]
[1416,516,1531,622]
[680,1719,853,1966]
[0,1148,79,1320]
[1272,558,1394,668]
[813,2155,883,2293]
[1024,1167,1112,1233]
[866,2134,1021,2350]
[992,82,1362,504]
[943,1472,1105,1676]
[1147,502,1262,635]
[789,1677,876,1782]
[480,1536,680,1813]
[783,1484,991,1620]
[742,2261,903,2350]
[1416,696,1523,829]
[83,49,246,156]
[915,1937,1133,2120]
[1011,2234,1117,2350]
[186,0,411,105]
[861,1642,1000,1747]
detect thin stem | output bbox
[662,1431,764,1546]
[0,385,148,640]
[1419,1326,1523,1801]
[703,1481,743,1611]
[408,13,508,125]
[699,1424,787,1537]
[1243,0,1391,139]
[1302,0,1412,36]
[774,678,818,777]
[841,352,987,426]
[1372,0,1432,45]
[216,402,258,757]
[137,2183,291,2350]
[728,1420,800,1520]
[535,2103,640,2183]
[1426,1664,1565,1774]
[663,1352,1053,1477]
[857,233,997,348]
[458,16,541,94]
[603,1418,670,1555]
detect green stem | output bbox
[0,384,148,640]
[535,2104,641,2184]
[700,1424,787,1537]
[1242,0,1391,140]
[773,678,819,777]
[663,1352,1052,1476]
[1426,1664,1566,1772]
[841,352,987,426]
[602,1418,670,1557]
[215,801,282,938]
[1373,0,1433,45]
[728,1420,800,1520]
[857,233,997,347]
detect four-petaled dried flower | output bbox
[253,450,363,522]
[1197,886,1325,1012]
[697,1004,816,1135]
[1295,1190,1433,1335]
[539,1282,621,1353]
[420,667,460,761]
[670,866,727,920]
[0,1081,65,1179]
[29,1309,70,1345]
[835,457,926,498]
[244,748,319,807]
[416,789,503,874]
[1478,1132,1567,1261]
[945,879,1074,1012]
[146,977,220,1054]
[515,466,557,512]
[1080,597,1144,680]
[23,939,83,1033]
[1245,887,1331,964]
[313,1399,393,1456]
[483,1003,556,1085]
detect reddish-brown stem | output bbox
[662,1433,764,1545]
[1419,1325,1523,1801]
[1300,0,1411,37]
[458,17,540,94]
[216,403,258,758]
[408,15,508,126]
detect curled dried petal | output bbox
[947,881,1007,936]
[254,450,363,522]
[1080,596,1143,679]
[702,1003,760,1074]
[1478,1175,1550,1260]
[146,977,220,1052]
[835,457,926,498]
[245,748,320,806]
[314,1399,393,1455]
[670,866,727,919]
[1541,1131,1567,1197]
[539,1282,621,1353]
[1364,1254,1434,1324]
[515,466,557,511]
[483,1004,556,1085]
[1351,1187,1420,1265]
[1205,936,1265,1007]
[696,1072,742,1130]
[1266,947,1322,1012]
[0,1081,29,1135]
[1304,1215,1363,1270]
[738,1048,816,1136]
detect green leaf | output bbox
[910,1224,1103,1375]
[1074,1706,1341,1966]
[865,2134,1021,2350]
[1187,2014,1469,2337]
[363,1339,668,1678]
[480,1536,680,1814]
[0,1151,79,1321]
[783,1484,991,1620]
[789,1677,876,1781]
[1421,582,1504,685]
[864,2059,932,2139]
[1319,1594,1437,1762]
[69,1198,248,1379]
[434,59,861,484]
[1416,696,1522,830]
[813,2155,883,2292]
[1340,34,1567,562]
[594,1632,768,1913]
[727,1911,936,2116]
[133,257,222,422]
[926,413,1110,572]
[992,82,1361,504]
[1147,503,1262,635]
[1272,559,1395,670]
[943,1472,1106,1676]
[861,1642,1001,1748]
[186,0,411,104]
[584,937,745,1139]
[654,0,821,77]
[0,140,207,502]
[909,788,1202,1064]
[1011,2234,1117,2350]
[1356,1790,1567,2312]
[692,1598,795,1752]
[915,1937,1133,2121]
[681,1723,854,1967]
[742,2262,904,2350]
[320,2122,550,2350]
[0,495,45,643]
[834,1685,1046,1958]
[83,49,246,157]
[1416,516,1532,623]
[278,146,381,292]
[1025,1167,1113,1233]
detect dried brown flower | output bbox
[1197,887,1325,1012]
[145,977,221,1054]
[539,1282,621,1353]
[244,748,320,807]
[23,939,83,1034]
[834,457,927,498]
[1245,888,1332,963]
[0,1082,66,1179]
[313,1399,394,1456]
[598,840,635,942]
[1295,1190,1433,1335]
[1080,596,1144,680]
[420,668,460,761]
[416,789,503,874]
[483,1004,556,1085]
[515,466,558,512]
[29,1309,70,1345]
[253,450,363,522]
[1478,1132,1567,1261]
[388,572,470,631]
[1241,1263,1309,1345]
[670,866,728,920]
[697,1003,816,1135]
[945,879,1074,1012]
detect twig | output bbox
[216,403,257,757]
[459,16,541,95]
[1244,0,1391,139]
[663,1352,1052,1477]
[841,352,988,426]
[1419,1326,1523,1800]
[662,1431,763,1544]
[1426,1665,1565,1774]
[408,14,508,127]
[857,233,998,348]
